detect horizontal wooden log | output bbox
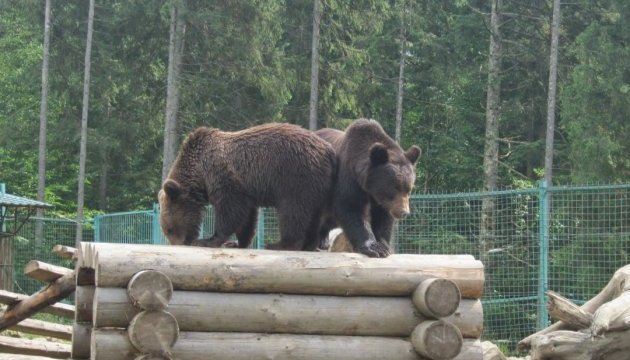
[79,243,484,298]
[93,287,483,338]
[71,322,92,359]
[52,244,77,260]
[411,320,463,360]
[24,260,73,283]
[0,335,71,359]
[9,318,72,340]
[0,289,74,321]
[92,329,423,360]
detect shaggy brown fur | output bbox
[315,119,421,258]
[159,123,336,251]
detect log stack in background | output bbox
[73,242,485,360]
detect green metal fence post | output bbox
[152,203,161,245]
[94,215,101,242]
[537,180,550,329]
[256,209,265,249]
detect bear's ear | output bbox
[162,179,182,200]
[369,143,389,166]
[405,145,422,164]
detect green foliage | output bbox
[0,0,629,215]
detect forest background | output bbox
[0,0,628,219]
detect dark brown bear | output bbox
[315,119,421,258]
[159,123,336,251]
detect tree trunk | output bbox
[161,2,186,181]
[35,0,52,253]
[76,0,95,246]
[544,0,561,185]
[308,0,322,130]
[480,0,502,263]
[394,1,406,144]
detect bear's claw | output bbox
[357,240,391,258]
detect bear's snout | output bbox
[390,196,411,219]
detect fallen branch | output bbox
[0,271,76,330]
[0,289,74,319]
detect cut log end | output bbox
[24,260,72,283]
[127,270,173,311]
[128,310,179,354]
[410,320,463,360]
[413,278,461,319]
[52,244,78,260]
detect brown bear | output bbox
[159,123,336,251]
[315,118,421,257]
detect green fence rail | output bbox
[3,182,629,353]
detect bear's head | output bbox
[158,179,205,245]
[363,143,421,219]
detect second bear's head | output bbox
[364,143,421,219]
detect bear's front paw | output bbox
[190,239,213,247]
[357,240,391,258]
[221,240,239,248]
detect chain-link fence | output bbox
[4,183,629,352]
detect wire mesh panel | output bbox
[547,185,630,305]
[398,189,541,352]
[4,217,90,298]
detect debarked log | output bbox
[91,330,423,360]
[79,243,484,298]
[93,288,483,338]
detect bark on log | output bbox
[79,243,484,298]
[52,244,78,260]
[127,270,173,311]
[519,264,630,350]
[71,322,92,359]
[24,260,73,283]
[93,287,483,338]
[410,320,463,360]
[0,273,76,330]
[413,278,461,318]
[75,285,94,322]
[91,329,423,360]
[0,335,71,359]
[127,310,179,355]
[0,289,74,319]
[546,290,593,329]
[529,328,630,360]
[9,317,72,340]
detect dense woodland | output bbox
[0,0,628,217]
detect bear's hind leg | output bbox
[209,197,255,247]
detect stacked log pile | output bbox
[74,242,485,360]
